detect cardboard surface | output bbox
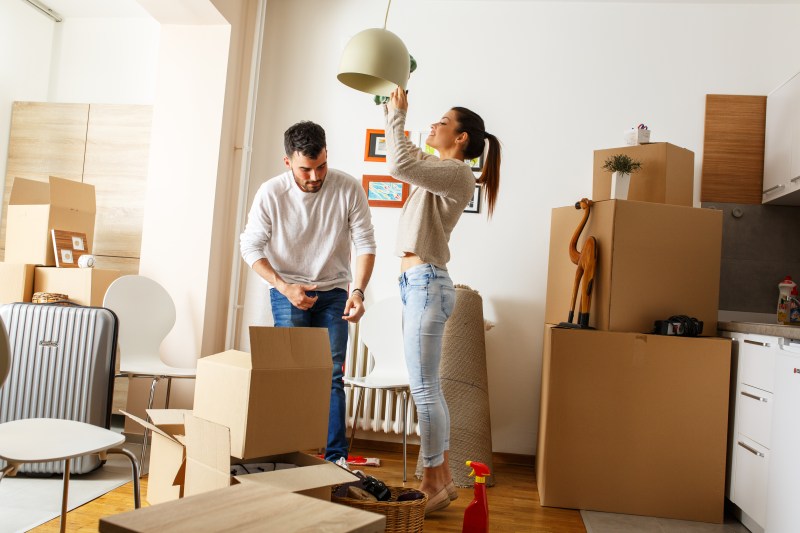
[593,143,695,206]
[235,452,357,500]
[0,263,35,304]
[122,410,190,505]
[5,176,96,266]
[192,327,332,459]
[33,267,121,307]
[98,482,386,533]
[536,326,732,523]
[545,199,722,333]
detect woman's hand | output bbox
[388,85,408,112]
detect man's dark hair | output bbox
[284,121,326,158]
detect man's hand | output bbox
[281,283,318,310]
[343,295,365,322]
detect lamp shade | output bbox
[337,28,410,97]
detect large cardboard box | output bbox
[5,176,96,266]
[98,483,386,533]
[593,143,695,206]
[536,326,732,523]
[33,267,122,306]
[122,410,189,505]
[544,200,722,333]
[183,414,357,500]
[192,327,332,459]
[0,263,35,304]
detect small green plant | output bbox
[602,154,642,174]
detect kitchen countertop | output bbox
[718,321,800,340]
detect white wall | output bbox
[240,0,800,456]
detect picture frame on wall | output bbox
[468,152,485,172]
[362,175,410,208]
[464,185,481,214]
[364,129,410,162]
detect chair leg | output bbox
[401,390,408,483]
[60,458,70,533]
[348,387,365,456]
[141,376,160,474]
[110,447,141,509]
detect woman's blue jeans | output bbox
[399,264,455,468]
[270,287,349,462]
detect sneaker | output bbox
[334,457,351,471]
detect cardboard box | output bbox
[536,326,732,523]
[33,267,121,306]
[183,414,357,499]
[5,176,96,266]
[98,483,386,533]
[593,143,694,206]
[0,263,35,304]
[544,200,721,333]
[192,327,332,459]
[122,409,189,505]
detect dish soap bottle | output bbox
[777,276,796,325]
[790,286,799,325]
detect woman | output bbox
[383,86,501,514]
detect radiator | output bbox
[344,323,418,438]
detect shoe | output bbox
[445,480,458,501]
[424,487,451,515]
[333,457,351,471]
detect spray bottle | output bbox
[778,276,797,325]
[462,460,491,533]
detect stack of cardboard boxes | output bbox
[0,176,121,305]
[536,143,733,523]
[123,327,362,509]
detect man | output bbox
[240,121,376,464]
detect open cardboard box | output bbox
[33,266,121,306]
[4,176,96,266]
[185,326,356,499]
[121,409,190,505]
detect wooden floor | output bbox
[31,445,586,533]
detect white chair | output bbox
[0,316,141,533]
[102,275,196,469]
[344,297,412,481]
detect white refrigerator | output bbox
[766,337,800,533]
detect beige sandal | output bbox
[424,487,451,515]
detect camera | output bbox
[361,475,391,501]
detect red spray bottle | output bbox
[462,460,491,533]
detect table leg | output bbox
[60,458,71,533]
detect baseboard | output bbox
[351,438,535,467]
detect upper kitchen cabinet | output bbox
[763,72,800,205]
[701,95,766,204]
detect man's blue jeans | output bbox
[270,287,349,462]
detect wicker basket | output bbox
[32,292,70,304]
[331,486,427,533]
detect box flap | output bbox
[8,177,49,205]
[147,408,191,436]
[201,349,253,369]
[120,410,182,445]
[236,461,357,493]
[183,414,233,497]
[48,176,96,212]
[248,326,332,369]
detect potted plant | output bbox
[602,154,642,200]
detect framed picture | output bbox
[362,175,410,208]
[464,185,481,214]
[364,129,410,162]
[51,229,89,268]
[468,152,485,172]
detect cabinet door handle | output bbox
[791,176,800,183]
[744,339,771,348]
[741,390,769,403]
[763,184,785,194]
[738,441,765,458]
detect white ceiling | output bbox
[25,0,150,19]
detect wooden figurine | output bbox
[563,198,598,328]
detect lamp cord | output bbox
[384,0,392,29]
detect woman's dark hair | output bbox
[452,107,501,218]
[284,121,326,158]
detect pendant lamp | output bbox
[337,0,410,97]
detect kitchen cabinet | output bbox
[763,72,800,205]
[722,331,776,533]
